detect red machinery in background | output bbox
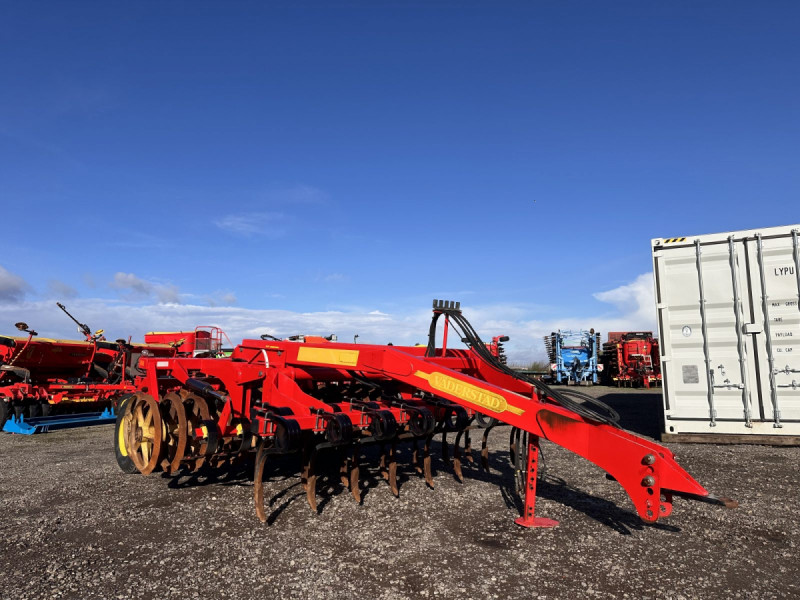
[486,335,509,364]
[144,326,232,357]
[602,331,662,388]
[0,304,229,434]
[0,322,176,434]
[116,300,733,529]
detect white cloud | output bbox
[0,300,422,348]
[198,291,238,307]
[496,273,657,364]
[0,274,657,364]
[109,272,182,305]
[592,273,655,327]
[213,184,328,236]
[213,212,286,236]
[47,279,78,299]
[0,266,31,302]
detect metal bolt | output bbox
[642,454,656,465]
[642,475,656,487]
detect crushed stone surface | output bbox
[1,388,797,599]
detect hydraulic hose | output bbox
[433,309,620,428]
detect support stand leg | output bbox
[514,435,558,528]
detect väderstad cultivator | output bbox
[115,301,735,527]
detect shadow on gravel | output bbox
[536,473,680,535]
[250,442,520,523]
[155,424,677,534]
[166,457,256,489]
[595,390,664,440]
[488,447,677,536]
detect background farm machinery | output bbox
[602,332,662,388]
[116,300,732,528]
[544,329,602,385]
[144,326,232,358]
[0,303,229,434]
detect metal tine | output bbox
[480,424,496,472]
[300,441,311,492]
[253,440,270,523]
[379,443,389,481]
[305,444,318,513]
[350,446,362,503]
[412,439,422,474]
[388,440,399,497]
[453,430,464,482]
[464,430,474,464]
[423,433,434,488]
[339,447,349,489]
[441,431,449,462]
[509,427,519,466]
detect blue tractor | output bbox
[544,329,601,385]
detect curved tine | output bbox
[388,440,399,497]
[423,434,434,489]
[441,431,449,463]
[515,430,528,496]
[509,427,519,467]
[300,440,311,492]
[464,430,474,464]
[305,444,318,513]
[453,430,464,483]
[350,446,362,503]
[480,425,495,473]
[254,440,270,523]
[412,439,422,474]
[339,448,350,489]
[379,443,389,481]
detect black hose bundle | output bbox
[429,308,620,428]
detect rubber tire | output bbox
[0,401,8,432]
[114,396,139,474]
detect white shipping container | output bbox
[652,224,800,437]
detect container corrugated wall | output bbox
[652,224,800,436]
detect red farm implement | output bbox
[602,332,662,388]
[144,326,232,358]
[115,300,734,528]
[0,304,223,434]
[0,325,175,434]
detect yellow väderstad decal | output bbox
[415,371,524,415]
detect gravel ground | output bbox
[1,387,797,600]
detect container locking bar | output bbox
[728,236,752,427]
[793,230,800,311]
[695,239,717,426]
[756,234,782,428]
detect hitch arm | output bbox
[353,346,722,523]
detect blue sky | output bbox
[1,2,798,360]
